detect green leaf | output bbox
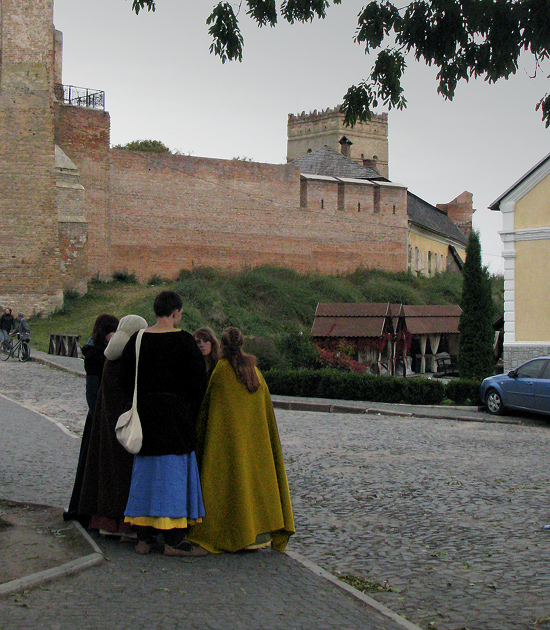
[131,0,156,14]
[207,2,244,63]
[246,0,278,27]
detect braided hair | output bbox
[221,327,260,393]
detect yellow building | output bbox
[490,152,550,369]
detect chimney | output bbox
[339,136,352,158]
[436,191,474,238]
[363,154,380,173]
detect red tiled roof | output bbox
[311,303,461,338]
[315,303,391,317]
[401,305,462,318]
[404,317,460,335]
[311,316,388,338]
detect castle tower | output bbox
[287,106,389,179]
[0,0,63,314]
[436,191,474,238]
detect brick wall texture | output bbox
[0,0,63,315]
[107,149,408,281]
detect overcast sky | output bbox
[53,0,549,274]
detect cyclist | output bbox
[14,313,31,360]
[1,307,15,349]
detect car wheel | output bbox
[486,388,504,415]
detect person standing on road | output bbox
[0,307,15,347]
[187,326,294,554]
[15,313,30,339]
[63,313,119,524]
[81,314,120,418]
[194,326,220,381]
[121,291,208,557]
[79,314,148,538]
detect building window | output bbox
[428,251,432,275]
[337,183,345,212]
[321,198,324,209]
[415,247,420,273]
[373,187,380,213]
[408,245,412,267]
[300,179,307,208]
[358,202,361,212]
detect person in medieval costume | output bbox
[78,315,148,537]
[187,326,294,553]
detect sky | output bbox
[53,0,549,274]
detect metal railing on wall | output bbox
[54,83,105,110]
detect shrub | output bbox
[263,368,445,405]
[277,330,319,369]
[112,270,138,284]
[445,379,482,405]
[148,274,165,286]
[244,337,286,372]
[402,378,445,405]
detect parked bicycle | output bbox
[1,333,31,362]
[1,335,12,353]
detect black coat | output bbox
[121,330,207,456]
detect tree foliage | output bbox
[458,230,495,381]
[130,0,550,127]
[112,139,172,153]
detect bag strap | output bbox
[131,329,145,408]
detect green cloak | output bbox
[187,359,294,553]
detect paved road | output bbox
[2,356,550,629]
[0,360,409,630]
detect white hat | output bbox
[104,315,148,360]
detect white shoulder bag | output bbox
[115,329,145,454]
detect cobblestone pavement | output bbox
[2,358,550,629]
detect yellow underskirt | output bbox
[124,516,202,530]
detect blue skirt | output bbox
[124,452,205,520]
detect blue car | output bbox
[480,356,550,416]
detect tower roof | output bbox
[291,146,384,180]
[407,192,468,245]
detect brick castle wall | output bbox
[0,0,63,315]
[54,103,111,279]
[104,150,408,281]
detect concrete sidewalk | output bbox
[0,357,420,630]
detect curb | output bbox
[287,550,423,630]
[271,399,520,425]
[31,354,85,378]
[0,521,104,598]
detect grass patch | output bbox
[338,573,393,593]
[27,267,503,359]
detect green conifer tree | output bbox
[458,230,495,380]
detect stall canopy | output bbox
[311,302,393,338]
[311,302,462,375]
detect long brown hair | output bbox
[221,327,260,393]
[92,313,119,350]
[194,326,221,373]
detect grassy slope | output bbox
[28,266,503,354]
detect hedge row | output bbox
[264,368,482,406]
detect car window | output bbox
[516,359,547,379]
[540,360,550,380]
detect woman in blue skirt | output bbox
[121,291,208,556]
